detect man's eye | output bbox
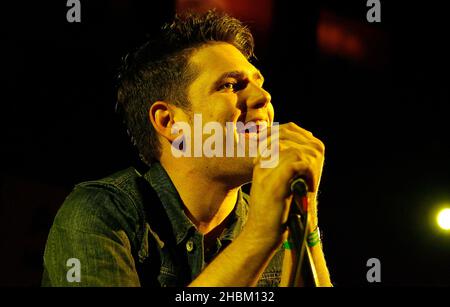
[219,81,247,92]
[220,82,236,91]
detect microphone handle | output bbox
[290,177,308,215]
[290,177,308,197]
[288,177,319,287]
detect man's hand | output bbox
[189,123,329,287]
[244,122,325,250]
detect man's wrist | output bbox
[238,224,283,254]
[307,226,321,247]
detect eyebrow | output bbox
[211,70,265,92]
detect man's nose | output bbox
[244,82,272,110]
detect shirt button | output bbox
[186,240,194,252]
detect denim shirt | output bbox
[42,162,283,287]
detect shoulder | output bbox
[52,168,151,243]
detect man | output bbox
[42,11,332,287]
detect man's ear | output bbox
[149,101,180,142]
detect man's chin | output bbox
[210,156,255,185]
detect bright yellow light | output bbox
[437,208,450,230]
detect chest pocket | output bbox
[132,176,189,287]
[137,223,190,287]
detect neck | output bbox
[160,158,240,235]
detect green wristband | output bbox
[283,240,293,250]
[307,227,321,247]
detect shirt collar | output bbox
[219,188,248,242]
[143,161,248,245]
[144,162,194,244]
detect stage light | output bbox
[437,208,450,230]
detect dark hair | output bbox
[116,10,255,165]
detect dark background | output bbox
[1,0,449,286]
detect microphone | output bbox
[290,177,308,215]
[290,177,308,197]
[287,176,319,286]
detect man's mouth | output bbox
[237,120,268,135]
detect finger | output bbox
[284,160,316,193]
[272,149,318,192]
[279,140,322,160]
[255,139,320,175]
[262,121,313,137]
[279,127,325,154]
[259,124,324,154]
[282,122,314,136]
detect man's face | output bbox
[176,42,275,185]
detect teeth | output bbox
[237,120,268,134]
[255,121,268,128]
